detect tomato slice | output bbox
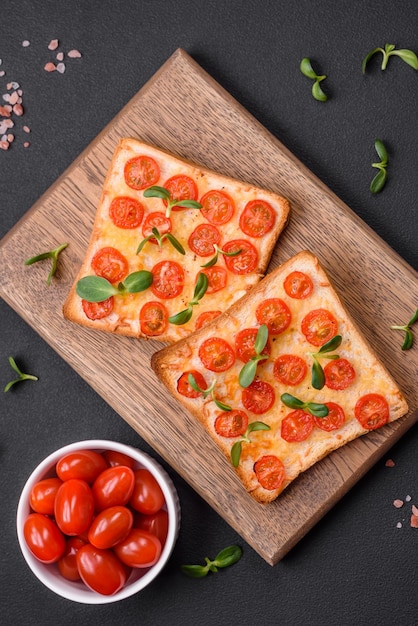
[141,211,172,243]
[200,266,227,293]
[273,354,307,386]
[29,477,62,516]
[242,379,275,414]
[239,199,276,237]
[314,402,346,431]
[254,455,286,491]
[163,174,198,209]
[151,260,184,299]
[140,301,169,336]
[301,309,338,346]
[214,410,248,438]
[109,196,144,229]
[188,223,221,256]
[200,190,235,225]
[283,271,313,299]
[198,337,235,372]
[82,297,114,320]
[324,358,356,390]
[223,239,258,274]
[177,369,208,398]
[91,246,129,283]
[124,155,160,190]
[281,409,314,442]
[255,298,291,335]
[355,393,389,430]
[235,328,271,363]
[195,310,222,330]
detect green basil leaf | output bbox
[370,167,387,193]
[213,545,242,568]
[247,421,271,433]
[214,397,232,411]
[194,272,209,301]
[281,393,305,410]
[312,360,325,390]
[221,248,242,257]
[408,309,418,326]
[300,57,317,79]
[123,270,153,293]
[200,254,218,268]
[8,356,21,375]
[307,402,329,418]
[401,329,414,351]
[136,234,153,253]
[254,324,269,354]
[168,307,193,325]
[239,359,258,388]
[76,276,117,302]
[391,48,418,69]
[180,564,208,578]
[318,334,342,354]
[143,185,171,200]
[24,251,53,265]
[312,80,327,102]
[231,441,243,467]
[362,47,382,74]
[187,373,201,393]
[174,200,202,209]
[165,233,186,255]
[374,139,388,163]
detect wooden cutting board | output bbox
[1,49,417,565]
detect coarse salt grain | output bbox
[393,499,404,509]
[22,40,30,47]
[412,504,418,516]
[0,106,11,117]
[56,52,64,61]
[23,141,30,148]
[410,514,418,528]
[23,125,30,133]
[385,458,395,467]
[405,495,412,502]
[48,39,59,51]
[67,49,81,58]
[56,63,66,74]
[44,62,56,72]
[2,93,10,102]
[12,103,23,116]
[0,71,5,77]
[7,133,14,142]
[0,140,9,150]
[8,91,19,105]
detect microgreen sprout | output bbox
[200,244,242,269]
[24,242,68,286]
[390,308,418,350]
[168,273,208,325]
[4,356,38,392]
[76,270,153,302]
[370,139,388,193]
[300,57,328,101]
[230,421,271,467]
[238,325,269,388]
[144,185,202,218]
[309,335,342,390]
[362,43,418,74]
[281,393,329,418]
[136,227,185,255]
[187,372,232,411]
[181,545,242,578]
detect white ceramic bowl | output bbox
[16,439,180,604]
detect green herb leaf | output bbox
[390,48,418,69]
[4,356,38,392]
[281,393,305,410]
[311,360,325,390]
[280,393,328,417]
[143,185,171,200]
[318,335,342,354]
[181,545,242,578]
[214,397,232,411]
[300,57,318,79]
[238,359,258,389]
[123,270,153,293]
[180,564,209,578]
[374,139,388,164]
[25,243,68,286]
[307,402,329,418]
[230,421,270,467]
[165,233,186,255]
[231,441,243,467]
[312,79,328,102]
[213,545,243,568]
[175,200,202,209]
[136,234,153,253]
[391,308,418,350]
[370,167,387,194]
[187,373,231,410]
[362,47,383,74]
[169,273,208,325]
[168,307,193,325]
[370,139,388,193]
[254,324,268,354]
[193,272,209,302]
[247,421,271,433]
[300,57,328,101]
[76,276,118,302]
[362,44,418,73]
[408,309,418,326]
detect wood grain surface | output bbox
[0,49,417,565]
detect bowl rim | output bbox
[16,439,180,604]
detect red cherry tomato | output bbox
[235,327,271,363]
[133,509,169,547]
[56,449,108,483]
[151,260,184,299]
[114,528,162,568]
[200,190,235,225]
[273,354,307,386]
[199,266,227,293]
[239,199,276,237]
[223,239,258,274]
[102,450,135,469]
[355,393,389,430]
[29,477,62,515]
[177,370,208,398]
[54,479,95,536]
[281,409,314,442]
[109,196,144,229]
[198,337,236,372]
[141,211,172,242]
[58,537,86,581]
[130,469,165,515]
[194,310,222,330]
[24,513,66,564]
[254,455,286,491]
[255,298,291,335]
[324,358,356,390]
[124,155,160,190]
[77,544,128,595]
[301,309,338,347]
[163,174,198,209]
[283,271,314,299]
[242,379,275,415]
[91,246,129,283]
[140,301,169,336]
[214,410,248,438]
[82,297,114,320]
[314,402,346,431]
[88,506,133,549]
[92,465,135,511]
[188,223,221,256]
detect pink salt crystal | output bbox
[44,62,56,72]
[48,39,59,51]
[412,504,418,516]
[410,514,418,528]
[56,63,66,74]
[4,118,14,128]
[396,522,402,528]
[0,106,11,117]
[67,49,82,58]
[393,499,404,509]
[56,52,64,61]
[385,459,395,467]
[0,71,5,77]
[7,133,14,142]
[22,40,30,47]
[23,141,30,148]
[23,125,30,133]
[0,140,9,150]
[8,91,19,105]
[12,103,23,117]
[2,93,10,102]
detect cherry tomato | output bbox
[198,337,235,372]
[56,449,108,483]
[29,477,62,515]
[88,505,133,549]
[273,354,307,386]
[92,465,135,511]
[242,379,275,414]
[54,479,95,536]
[141,211,172,242]
[283,271,314,299]
[199,266,227,293]
[194,310,222,330]
[235,327,271,363]
[254,455,286,490]
[102,450,135,469]
[200,190,235,225]
[223,239,258,274]
[24,513,66,564]
[133,509,169,547]
[239,199,276,237]
[324,358,356,390]
[109,196,144,229]
[124,155,160,190]
[188,223,221,256]
[355,393,389,430]
[301,309,338,347]
[163,174,198,209]
[91,246,129,283]
[314,402,346,431]
[82,297,114,320]
[114,528,162,568]
[177,369,208,398]
[77,544,128,595]
[140,301,169,336]
[214,410,248,438]
[151,260,184,299]
[281,409,314,442]
[255,298,291,335]
[130,469,165,515]
[58,537,86,581]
